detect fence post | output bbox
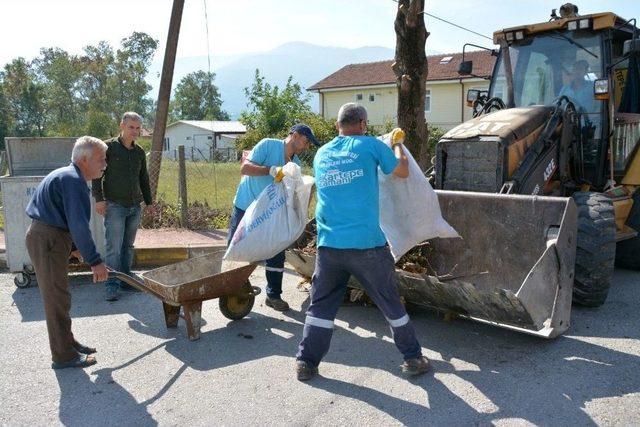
[178,145,188,228]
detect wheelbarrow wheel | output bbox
[219,280,261,320]
[14,272,31,288]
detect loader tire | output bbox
[572,192,616,307]
[615,189,640,270]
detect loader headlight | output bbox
[515,31,524,40]
[579,18,591,29]
[567,20,578,31]
[506,32,514,42]
[594,79,609,100]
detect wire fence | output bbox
[142,145,317,231]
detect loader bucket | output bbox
[400,190,577,338]
[286,190,577,338]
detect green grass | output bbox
[156,160,242,209]
[156,160,313,209]
[0,159,313,230]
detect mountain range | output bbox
[148,41,441,118]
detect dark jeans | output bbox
[104,201,141,289]
[296,246,422,367]
[228,205,285,299]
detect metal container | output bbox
[1,137,106,286]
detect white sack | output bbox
[378,133,459,261]
[224,162,315,263]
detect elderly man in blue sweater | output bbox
[26,136,109,369]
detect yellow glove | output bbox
[269,166,285,182]
[390,128,406,147]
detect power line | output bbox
[422,12,493,41]
[390,0,492,41]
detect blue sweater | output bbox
[26,163,102,266]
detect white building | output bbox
[164,120,246,161]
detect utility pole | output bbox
[393,0,430,169]
[148,0,185,200]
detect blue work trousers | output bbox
[227,205,285,299]
[296,246,422,367]
[104,201,141,289]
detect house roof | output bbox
[166,120,246,133]
[307,50,496,91]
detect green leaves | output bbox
[171,71,229,121]
[237,70,336,154]
[0,32,159,139]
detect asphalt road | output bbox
[1,266,639,426]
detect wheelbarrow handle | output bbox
[106,268,147,293]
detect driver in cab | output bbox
[559,59,596,113]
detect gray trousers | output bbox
[25,220,77,363]
[296,246,422,367]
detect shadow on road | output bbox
[55,368,156,426]
[10,269,640,425]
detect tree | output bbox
[0,32,159,139]
[393,0,430,168]
[171,71,229,121]
[79,41,118,137]
[0,79,10,147]
[2,58,47,136]
[34,47,83,136]
[238,70,313,149]
[111,32,159,121]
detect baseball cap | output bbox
[290,124,320,147]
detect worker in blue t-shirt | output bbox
[295,103,430,381]
[228,124,319,312]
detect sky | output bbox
[2,0,639,68]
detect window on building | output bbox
[424,89,431,112]
[440,56,453,64]
[356,93,363,101]
[163,137,170,151]
[369,94,375,102]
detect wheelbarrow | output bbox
[109,249,260,341]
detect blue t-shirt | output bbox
[233,138,300,210]
[314,135,398,249]
[559,80,595,113]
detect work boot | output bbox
[296,360,318,381]
[105,285,119,302]
[265,297,290,312]
[401,356,431,376]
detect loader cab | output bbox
[485,13,638,190]
[489,27,606,187]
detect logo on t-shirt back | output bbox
[317,168,364,188]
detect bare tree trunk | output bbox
[393,0,430,170]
